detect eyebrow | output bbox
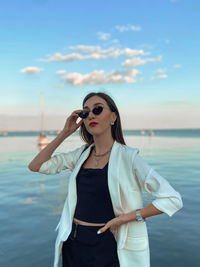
[83,102,104,109]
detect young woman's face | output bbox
[82,96,116,136]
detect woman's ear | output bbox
[111,112,117,122]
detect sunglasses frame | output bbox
[78,106,109,119]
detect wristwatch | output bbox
[135,209,146,222]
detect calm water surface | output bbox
[0,132,199,267]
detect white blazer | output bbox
[38,140,183,267]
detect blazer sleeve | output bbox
[38,144,87,175]
[132,151,183,217]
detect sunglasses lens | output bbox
[93,106,103,115]
[78,110,89,119]
[78,106,103,119]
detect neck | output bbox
[92,133,115,154]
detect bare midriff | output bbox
[73,217,106,226]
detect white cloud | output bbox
[86,53,108,59]
[122,55,162,67]
[139,43,154,50]
[151,74,168,80]
[97,32,111,40]
[111,39,119,43]
[20,66,44,74]
[70,45,117,56]
[174,64,182,68]
[56,70,66,74]
[122,48,149,57]
[157,74,168,79]
[69,45,101,53]
[115,24,141,32]
[40,52,83,62]
[61,69,139,86]
[153,68,166,73]
[40,46,148,62]
[122,57,144,67]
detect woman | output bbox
[28,92,183,267]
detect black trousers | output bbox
[62,221,120,267]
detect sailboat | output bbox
[37,92,51,150]
[149,129,154,136]
[0,128,8,136]
[140,130,145,135]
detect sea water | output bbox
[0,129,200,267]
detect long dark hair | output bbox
[79,92,126,146]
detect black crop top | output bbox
[73,161,116,223]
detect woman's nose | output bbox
[88,110,95,119]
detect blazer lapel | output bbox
[106,141,128,248]
[107,140,124,216]
[67,142,94,224]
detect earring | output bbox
[110,121,115,125]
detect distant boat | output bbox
[140,130,145,135]
[3,130,8,136]
[37,92,51,149]
[149,129,154,136]
[37,132,50,146]
[0,129,8,136]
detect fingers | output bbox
[108,226,115,234]
[71,112,78,117]
[70,110,82,118]
[97,226,104,234]
[96,218,119,235]
[73,109,83,114]
[97,224,110,234]
[97,227,115,235]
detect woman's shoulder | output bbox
[115,142,139,161]
[117,141,139,153]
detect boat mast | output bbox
[40,92,44,135]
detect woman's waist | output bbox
[73,217,106,226]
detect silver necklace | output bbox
[93,145,113,167]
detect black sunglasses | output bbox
[78,106,105,119]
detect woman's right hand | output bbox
[62,109,84,135]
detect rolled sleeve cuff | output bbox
[152,196,183,217]
[143,168,183,217]
[38,154,66,174]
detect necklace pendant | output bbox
[94,161,98,167]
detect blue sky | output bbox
[0,0,200,130]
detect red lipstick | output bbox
[89,122,98,127]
